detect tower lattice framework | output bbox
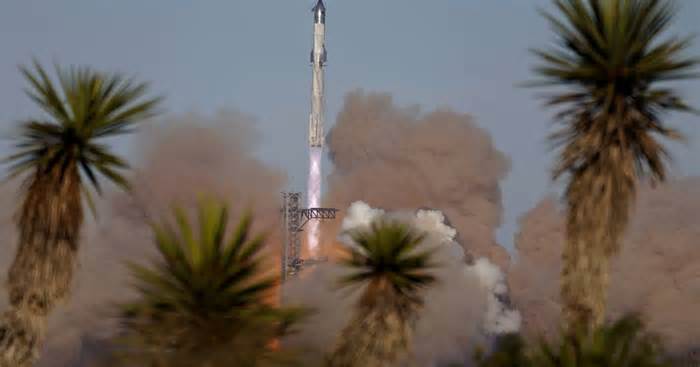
[280,192,337,282]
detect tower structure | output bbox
[280,192,338,282]
[281,192,303,282]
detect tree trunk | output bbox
[327,282,421,367]
[0,167,83,365]
[0,307,45,367]
[561,156,631,334]
[327,307,412,367]
[560,235,610,333]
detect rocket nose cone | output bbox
[312,0,326,23]
[312,0,325,12]
[312,0,326,15]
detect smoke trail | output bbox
[307,147,323,257]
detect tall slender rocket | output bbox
[307,0,327,257]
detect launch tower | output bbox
[280,192,337,282]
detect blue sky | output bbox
[1,0,699,251]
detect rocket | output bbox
[308,0,327,148]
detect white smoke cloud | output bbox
[337,201,389,246]
[466,258,522,335]
[338,202,520,336]
[284,201,520,365]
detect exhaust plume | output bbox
[321,91,512,269]
[307,147,323,257]
[508,177,700,356]
[283,201,520,366]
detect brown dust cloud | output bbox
[1,111,287,366]
[320,91,512,269]
[0,92,697,365]
[508,178,700,355]
[282,91,521,366]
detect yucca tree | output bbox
[530,0,698,332]
[117,199,305,367]
[474,315,670,367]
[531,315,669,367]
[327,220,436,367]
[0,61,160,366]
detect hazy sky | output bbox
[1,0,699,251]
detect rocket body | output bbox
[306,0,326,256]
[309,0,326,148]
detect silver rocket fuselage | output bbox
[309,1,326,148]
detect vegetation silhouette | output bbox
[529,0,698,333]
[326,220,437,367]
[0,61,160,366]
[112,198,308,366]
[475,314,671,367]
[0,1,697,365]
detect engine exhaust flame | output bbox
[307,147,323,256]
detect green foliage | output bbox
[339,220,436,301]
[0,61,160,367]
[475,315,671,367]
[475,334,531,367]
[5,60,162,195]
[532,0,698,185]
[117,198,307,366]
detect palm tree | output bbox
[530,0,698,332]
[327,220,437,367]
[0,61,161,366]
[117,198,305,367]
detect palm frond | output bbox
[328,220,437,367]
[476,315,670,367]
[530,0,698,332]
[338,220,437,299]
[19,59,70,124]
[5,60,161,199]
[119,198,301,354]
